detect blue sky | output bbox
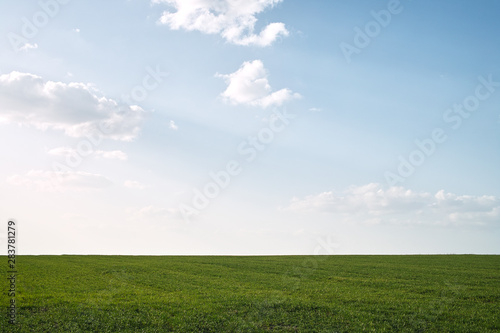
[0,0,499,255]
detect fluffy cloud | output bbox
[217,60,300,108]
[0,71,145,141]
[285,183,500,226]
[19,43,38,51]
[47,147,77,157]
[169,120,178,130]
[152,0,288,46]
[7,170,113,192]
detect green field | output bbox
[1,255,499,332]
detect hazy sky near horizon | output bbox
[0,0,499,255]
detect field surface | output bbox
[1,255,499,332]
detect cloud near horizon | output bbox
[0,71,145,141]
[285,183,500,227]
[152,0,289,47]
[217,60,300,108]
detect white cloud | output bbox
[217,60,300,108]
[169,120,178,130]
[7,170,113,192]
[19,43,38,51]
[47,147,76,157]
[123,180,147,190]
[0,71,145,141]
[285,183,500,226]
[47,147,128,160]
[153,0,288,47]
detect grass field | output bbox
[1,255,499,332]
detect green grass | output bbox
[1,255,499,332]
